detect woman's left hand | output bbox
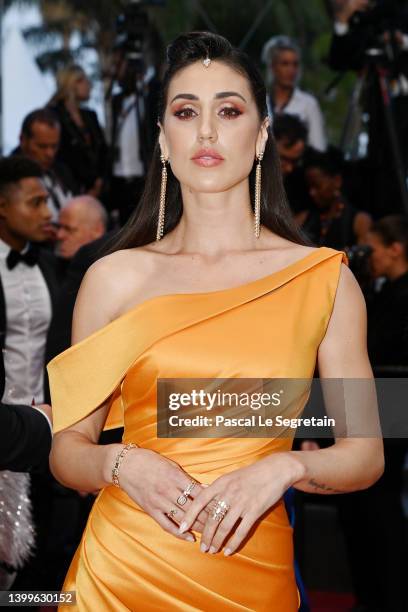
[178,452,304,556]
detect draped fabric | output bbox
[47,246,348,611]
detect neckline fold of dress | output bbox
[48,246,348,433]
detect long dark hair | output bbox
[106,31,311,253]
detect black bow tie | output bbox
[6,245,39,271]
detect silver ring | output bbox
[184,480,197,497]
[209,499,230,523]
[176,480,197,506]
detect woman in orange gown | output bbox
[47,32,383,611]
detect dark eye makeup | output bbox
[173,106,243,120]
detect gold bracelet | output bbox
[111,443,137,488]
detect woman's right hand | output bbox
[114,446,210,542]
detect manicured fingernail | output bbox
[185,534,195,542]
[200,542,208,553]
[178,522,187,534]
[209,546,217,554]
[224,548,232,556]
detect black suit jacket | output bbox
[45,231,117,364]
[0,402,52,472]
[50,101,109,192]
[0,247,60,400]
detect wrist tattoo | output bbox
[308,478,343,494]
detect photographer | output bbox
[107,5,162,225]
[329,0,408,217]
[329,0,408,72]
[109,54,160,225]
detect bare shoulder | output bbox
[72,247,155,344]
[327,263,366,330]
[318,262,370,375]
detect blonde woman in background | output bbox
[48,65,108,198]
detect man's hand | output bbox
[334,0,370,24]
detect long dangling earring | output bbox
[254,152,263,239]
[156,154,168,241]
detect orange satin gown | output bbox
[47,246,348,612]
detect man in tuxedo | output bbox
[0,156,60,401]
[0,156,60,596]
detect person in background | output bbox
[365,215,408,366]
[0,156,59,406]
[302,147,372,249]
[329,0,408,73]
[14,109,77,224]
[272,113,314,219]
[0,156,59,596]
[262,35,327,151]
[334,215,408,612]
[55,195,107,263]
[329,0,408,217]
[110,55,160,225]
[48,65,109,199]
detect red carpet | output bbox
[309,591,355,611]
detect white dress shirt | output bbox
[113,93,145,178]
[267,88,327,151]
[0,239,52,405]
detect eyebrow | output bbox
[29,193,48,203]
[170,91,247,104]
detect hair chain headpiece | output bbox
[203,56,211,68]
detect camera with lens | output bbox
[352,0,407,60]
[115,0,166,70]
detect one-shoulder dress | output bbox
[47,246,348,611]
